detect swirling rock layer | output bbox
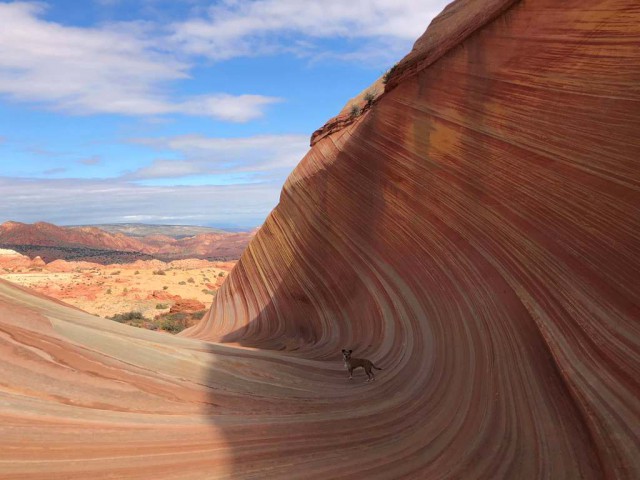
[2,0,639,478]
[188,0,640,477]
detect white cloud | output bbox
[0,176,277,227]
[0,2,278,121]
[171,0,451,61]
[127,133,309,179]
[178,94,281,122]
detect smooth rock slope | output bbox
[187,0,640,477]
[2,0,639,478]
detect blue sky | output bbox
[0,0,450,228]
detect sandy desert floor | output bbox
[0,259,234,319]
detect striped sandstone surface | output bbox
[2,0,639,478]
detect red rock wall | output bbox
[186,0,640,477]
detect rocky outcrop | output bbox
[169,298,206,314]
[186,0,640,477]
[0,248,45,271]
[1,0,639,478]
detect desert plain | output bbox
[0,248,233,325]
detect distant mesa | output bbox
[0,220,255,263]
[76,223,232,238]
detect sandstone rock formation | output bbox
[1,0,639,478]
[188,0,640,476]
[0,248,45,271]
[0,221,145,251]
[169,298,206,314]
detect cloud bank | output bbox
[0,176,277,227]
[171,0,451,62]
[127,134,309,180]
[0,2,279,121]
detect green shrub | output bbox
[192,310,207,320]
[160,313,187,333]
[109,311,146,323]
[363,89,377,106]
[382,63,398,84]
[161,321,184,333]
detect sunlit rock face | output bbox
[186,0,640,477]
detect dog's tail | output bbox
[372,364,383,370]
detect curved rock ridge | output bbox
[2,0,639,478]
[185,0,640,477]
[310,0,519,147]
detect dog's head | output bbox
[342,349,353,361]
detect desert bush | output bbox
[187,277,195,283]
[110,270,121,275]
[350,104,361,118]
[161,320,184,333]
[134,270,140,275]
[192,310,207,320]
[153,270,166,275]
[201,289,216,295]
[178,281,186,285]
[218,272,225,277]
[363,89,377,106]
[163,286,168,290]
[106,288,112,294]
[109,311,146,323]
[160,313,187,333]
[382,63,398,84]
[156,303,169,309]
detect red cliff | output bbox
[187,0,640,477]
